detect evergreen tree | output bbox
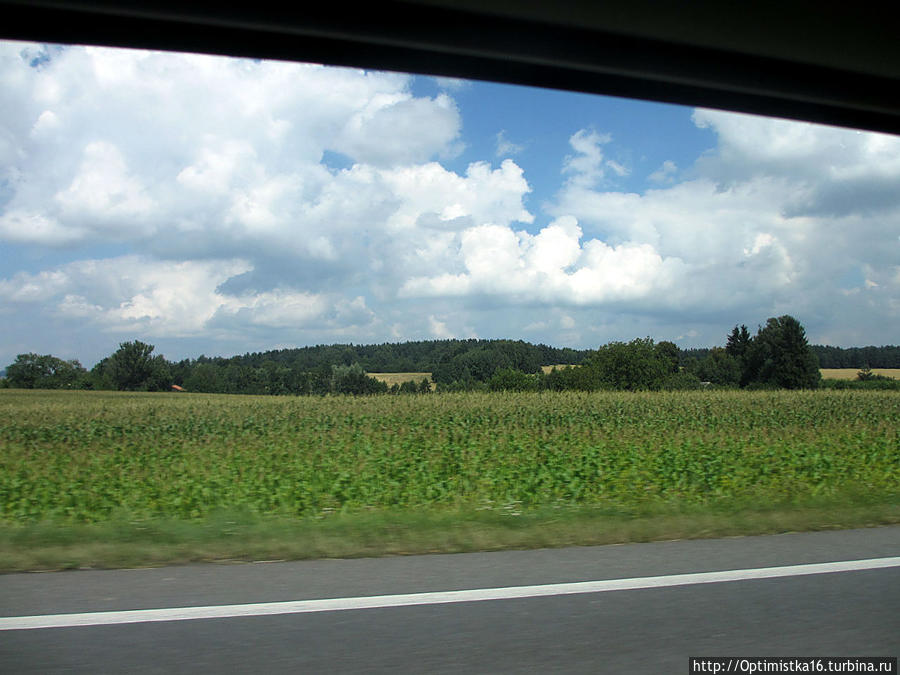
[745,316,820,389]
[725,324,751,359]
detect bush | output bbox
[488,368,539,392]
[691,347,741,386]
[857,367,895,382]
[585,338,674,391]
[331,364,388,395]
[4,353,88,389]
[661,370,702,390]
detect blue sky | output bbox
[1,41,898,368]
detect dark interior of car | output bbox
[1,0,897,134]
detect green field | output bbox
[1,389,898,569]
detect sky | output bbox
[1,41,898,368]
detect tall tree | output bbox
[586,338,672,391]
[725,324,751,359]
[745,316,820,389]
[105,341,171,391]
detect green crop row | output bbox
[1,389,897,522]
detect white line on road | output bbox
[2,556,899,631]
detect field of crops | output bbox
[368,372,432,386]
[821,368,900,380]
[1,389,897,524]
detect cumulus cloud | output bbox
[0,256,374,339]
[0,42,464,255]
[54,141,154,234]
[1,257,247,335]
[401,216,689,310]
[332,93,461,166]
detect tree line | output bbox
[681,343,900,369]
[1,339,589,394]
[201,339,590,373]
[2,316,896,394]
[0,342,397,395]
[484,316,830,392]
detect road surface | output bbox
[2,526,898,673]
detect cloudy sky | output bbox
[1,41,898,367]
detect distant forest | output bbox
[3,325,899,395]
[211,339,592,374]
[1,339,591,395]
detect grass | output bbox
[3,500,898,572]
[1,388,897,571]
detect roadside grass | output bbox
[3,498,898,572]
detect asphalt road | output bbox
[2,526,898,673]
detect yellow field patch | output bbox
[820,368,900,380]
[541,364,580,374]
[369,372,433,387]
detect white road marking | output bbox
[2,556,898,631]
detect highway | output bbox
[2,526,898,673]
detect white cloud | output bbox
[0,42,463,254]
[693,108,900,218]
[433,76,468,91]
[381,158,533,232]
[495,130,524,157]
[605,160,629,177]
[0,256,374,338]
[332,92,461,167]
[215,291,372,330]
[401,216,688,308]
[563,129,611,189]
[0,210,85,246]
[648,160,677,183]
[0,268,69,303]
[428,315,454,339]
[54,141,154,234]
